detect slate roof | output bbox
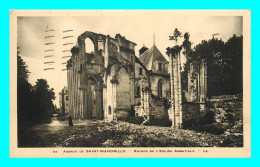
[138,45,168,72]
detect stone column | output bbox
[112,82,117,121]
[95,88,102,119]
[67,66,71,116]
[169,52,175,128]
[173,54,180,127]
[103,87,107,120]
[199,60,207,112]
[144,91,150,116]
[169,50,182,128]
[204,60,207,101]
[177,53,182,127]
[79,90,82,118]
[142,80,150,116]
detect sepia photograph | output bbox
[10,10,251,157]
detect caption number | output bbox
[53,150,58,153]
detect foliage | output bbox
[151,93,170,108]
[167,30,243,97]
[125,116,144,125]
[166,45,182,57]
[182,32,192,56]
[18,120,243,147]
[182,34,243,96]
[169,28,183,42]
[17,55,56,126]
[17,55,34,126]
[33,79,56,122]
[183,109,215,127]
[167,28,184,57]
[17,55,30,82]
[53,104,58,114]
[196,123,226,135]
[145,116,172,127]
[183,120,227,135]
[182,109,231,135]
[219,136,243,147]
[198,110,215,125]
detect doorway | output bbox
[86,77,102,119]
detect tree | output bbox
[17,55,30,82]
[17,55,34,125]
[183,35,243,96]
[224,35,243,94]
[169,28,183,44]
[181,32,193,95]
[182,32,192,57]
[17,54,56,125]
[34,79,56,122]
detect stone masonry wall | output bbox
[181,94,243,124]
[208,94,243,122]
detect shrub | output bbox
[196,123,226,135]
[57,115,69,121]
[182,110,229,135]
[145,117,172,127]
[125,116,144,125]
[199,110,215,125]
[182,117,196,129]
[183,110,215,129]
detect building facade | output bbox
[66,31,171,121]
[58,87,69,115]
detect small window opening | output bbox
[108,106,112,115]
[139,68,143,75]
[158,63,162,72]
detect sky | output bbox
[17,10,243,106]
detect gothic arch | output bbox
[84,38,95,54]
[78,31,101,53]
[86,76,103,119]
[158,79,163,98]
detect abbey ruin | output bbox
[65,31,242,128]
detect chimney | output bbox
[139,45,148,56]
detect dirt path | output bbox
[31,115,99,133]
[31,115,66,133]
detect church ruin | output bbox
[67,31,138,121]
[66,31,208,128]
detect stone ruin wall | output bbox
[67,31,136,121]
[208,94,243,123]
[183,60,242,124]
[66,31,243,126]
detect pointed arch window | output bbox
[85,38,95,63]
[84,38,94,53]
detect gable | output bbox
[139,45,168,73]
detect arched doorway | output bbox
[158,79,163,98]
[86,77,103,119]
